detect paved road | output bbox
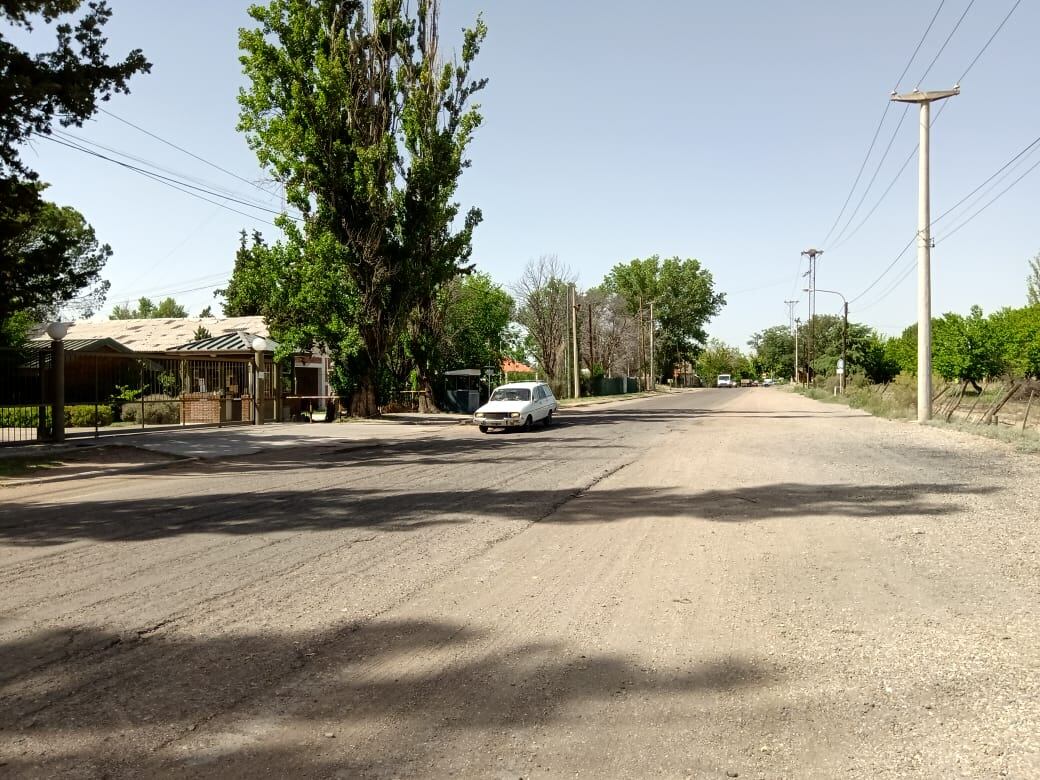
[1,389,1038,778]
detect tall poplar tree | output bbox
[237,0,486,416]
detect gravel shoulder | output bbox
[0,388,1037,778]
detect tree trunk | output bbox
[349,373,379,418]
[417,374,439,413]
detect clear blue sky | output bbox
[18,0,1040,347]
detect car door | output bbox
[531,386,545,420]
[542,385,556,414]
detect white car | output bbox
[716,373,735,388]
[473,381,557,433]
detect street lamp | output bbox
[804,287,848,394]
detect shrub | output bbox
[120,395,181,425]
[66,405,113,427]
[0,406,49,428]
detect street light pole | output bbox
[801,249,823,383]
[891,86,959,422]
[570,283,580,399]
[809,288,848,394]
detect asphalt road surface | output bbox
[1,389,1038,778]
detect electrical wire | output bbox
[53,128,286,211]
[955,0,1022,83]
[828,0,989,250]
[36,133,298,225]
[937,153,1040,243]
[850,132,1040,308]
[818,0,947,248]
[916,0,976,84]
[99,107,275,196]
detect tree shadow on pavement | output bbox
[0,481,995,546]
[0,618,776,777]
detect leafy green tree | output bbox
[237,0,487,416]
[989,305,1040,379]
[695,339,743,387]
[885,324,917,376]
[0,1,149,341]
[1029,252,1040,306]
[932,305,1003,391]
[606,255,725,380]
[405,272,512,410]
[1,200,112,339]
[217,230,269,317]
[110,297,188,319]
[749,325,794,379]
[858,332,901,384]
[198,305,213,318]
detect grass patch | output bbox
[928,418,1040,453]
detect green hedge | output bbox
[67,405,114,427]
[120,396,181,425]
[0,406,49,429]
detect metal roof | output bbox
[28,316,269,352]
[167,331,279,353]
[28,337,134,353]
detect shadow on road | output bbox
[0,480,994,546]
[1,618,775,776]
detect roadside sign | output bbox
[836,359,845,375]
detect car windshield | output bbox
[718,375,730,380]
[491,388,531,402]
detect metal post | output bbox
[51,339,65,443]
[254,350,264,425]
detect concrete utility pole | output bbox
[784,300,798,382]
[570,283,580,399]
[794,318,801,385]
[891,86,959,423]
[801,249,822,383]
[644,303,653,393]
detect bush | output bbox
[66,405,113,427]
[0,405,49,429]
[119,395,181,425]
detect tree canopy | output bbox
[110,297,189,320]
[237,0,487,415]
[0,1,149,343]
[605,255,725,380]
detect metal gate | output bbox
[0,346,51,445]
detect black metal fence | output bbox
[1,348,276,445]
[0,347,51,444]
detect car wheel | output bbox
[522,415,532,432]
[478,425,488,434]
[543,410,553,427]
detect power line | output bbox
[53,128,285,210]
[851,133,1040,308]
[956,0,1022,83]
[828,0,1021,253]
[99,107,274,196]
[916,0,976,85]
[937,153,1040,243]
[36,133,297,226]
[818,0,947,247]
